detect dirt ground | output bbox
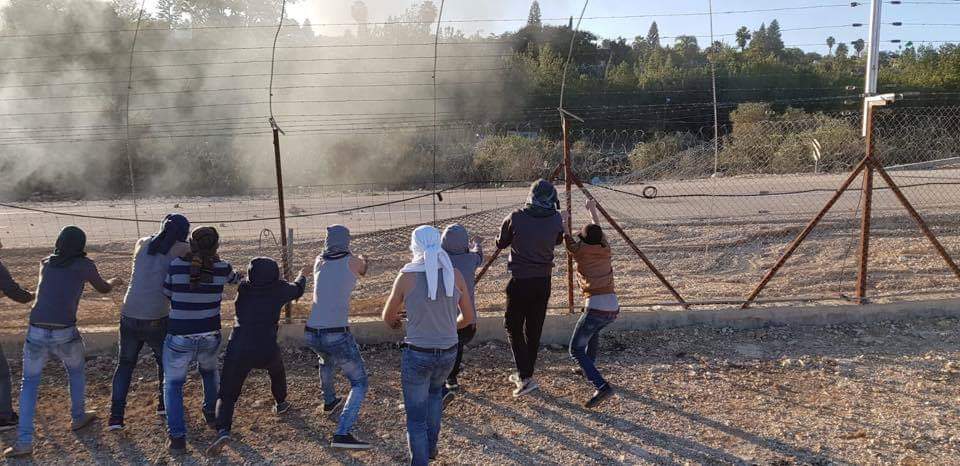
[2,171,960,332]
[1,315,959,464]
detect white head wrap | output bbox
[400,225,456,300]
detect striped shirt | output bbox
[162,257,241,335]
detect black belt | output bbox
[585,308,620,319]
[402,343,458,354]
[31,323,72,330]
[305,326,350,335]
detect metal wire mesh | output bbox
[1,105,959,326]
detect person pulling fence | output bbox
[383,225,476,466]
[5,226,123,458]
[0,239,34,434]
[496,179,564,397]
[563,199,618,408]
[161,226,242,454]
[305,225,372,450]
[207,257,307,455]
[109,214,190,431]
[439,224,483,408]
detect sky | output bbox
[289,0,958,53]
[1,0,956,52]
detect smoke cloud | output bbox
[0,0,520,200]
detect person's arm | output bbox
[470,237,484,265]
[454,270,476,329]
[585,199,602,225]
[86,261,122,294]
[287,267,308,301]
[560,211,579,253]
[381,272,409,330]
[349,254,369,278]
[495,214,513,249]
[0,262,33,304]
[225,263,243,285]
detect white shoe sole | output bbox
[107,424,124,431]
[513,382,540,398]
[331,442,372,450]
[0,425,16,432]
[206,436,231,455]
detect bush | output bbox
[628,132,705,178]
[473,135,559,181]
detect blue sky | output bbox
[286,0,958,53]
[3,0,949,53]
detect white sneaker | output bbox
[512,378,540,397]
[508,373,521,385]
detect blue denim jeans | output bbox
[17,326,87,446]
[401,347,457,466]
[305,330,367,436]
[162,333,221,439]
[569,310,617,390]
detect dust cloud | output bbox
[0,0,524,200]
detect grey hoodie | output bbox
[441,224,482,308]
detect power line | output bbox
[0,3,864,40]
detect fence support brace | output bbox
[742,93,960,309]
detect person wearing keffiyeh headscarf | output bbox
[109,214,191,432]
[382,225,476,465]
[185,226,220,289]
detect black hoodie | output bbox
[227,257,306,358]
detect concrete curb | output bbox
[3,298,958,356]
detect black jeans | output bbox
[110,316,167,419]
[215,349,287,433]
[447,324,477,384]
[504,276,552,380]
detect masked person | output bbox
[563,199,618,408]
[495,179,564,397]
[304,225,371,450]
[0,239,34,433]
[5,226,123,458]
[161,226,241,454]
[109,214,190,431]
[438,224,483,407]
[383,225,476,466]
[206,257,307,455]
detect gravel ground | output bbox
[2,316,960,465]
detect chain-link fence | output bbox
[1,105,959,329]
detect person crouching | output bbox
[206,257,307,455]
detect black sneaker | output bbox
[205,431,231,455]
[275,401,291,414]
[331,433,371,450]
[323,397,343,418]
[202,411,217,429]
[0,413,18,432]
[441,391,456,412]
[168,436,187,453]
[584,384,615,409]
[571,367,584,376]
[107,416,124,431]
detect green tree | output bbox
[766,20,784,55]
[674,35,700,62]
[735,26,751,51]
[826,36,836,55]
[835,42,849,59]
[646,21,660,47]
[749,23,768,53]
[527,1,541,28]
[852,38,865,57]
[156,0,181,26]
